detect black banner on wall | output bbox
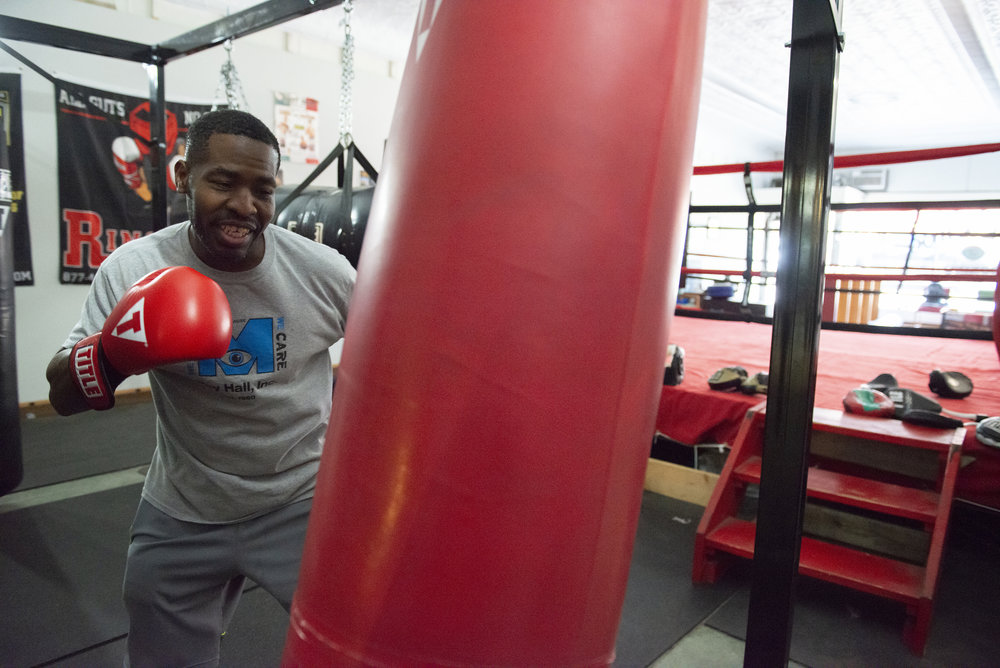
[56,78,214,284]
[0,73,34,287]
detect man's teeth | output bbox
[222,224,250,238]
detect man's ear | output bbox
[173,159,190,194]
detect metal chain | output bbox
[212,39,250,112]
[339,0,355,146]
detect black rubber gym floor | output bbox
[3,407,999,667]
[17,401,156,490]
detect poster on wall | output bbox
[273,92,319,165]
[0,73,34,286]
[55,78,215,284]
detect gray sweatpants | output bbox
[122,498,312,667]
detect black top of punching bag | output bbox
[274,185,373,269]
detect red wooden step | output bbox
[704,518,925,604]
[734,457,939,523]
[809,407,963,451]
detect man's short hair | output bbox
[185,109,281,171]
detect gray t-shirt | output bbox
[64,222,356,523]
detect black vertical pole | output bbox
[744,1,842,666]
[146,58,168,231]
[680,207,692,292]
[742,163,757,309]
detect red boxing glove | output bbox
[70,266,233,410]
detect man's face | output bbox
[176,133,279,272]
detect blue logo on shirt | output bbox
[198,318,275,376]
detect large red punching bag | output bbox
[284,2,707,665]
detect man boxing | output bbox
[46,109,356,666]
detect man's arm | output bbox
[46,266,233,416]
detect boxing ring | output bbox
[667,141,1000,520]
[656,313,1000,510]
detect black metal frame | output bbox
[0,0,343,230]
[274,140,379,222]
[740,163,758,310]
[743,1,843,665]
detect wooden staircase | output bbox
[693,404,965,655]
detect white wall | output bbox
[3,0,404,403]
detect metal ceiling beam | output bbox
[0,1,345,232]
[0,15,152,62]
[154,0,344,62]
[0,0,344,65]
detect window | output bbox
[681,201,999,334]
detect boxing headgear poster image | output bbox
[55,78,215,284]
